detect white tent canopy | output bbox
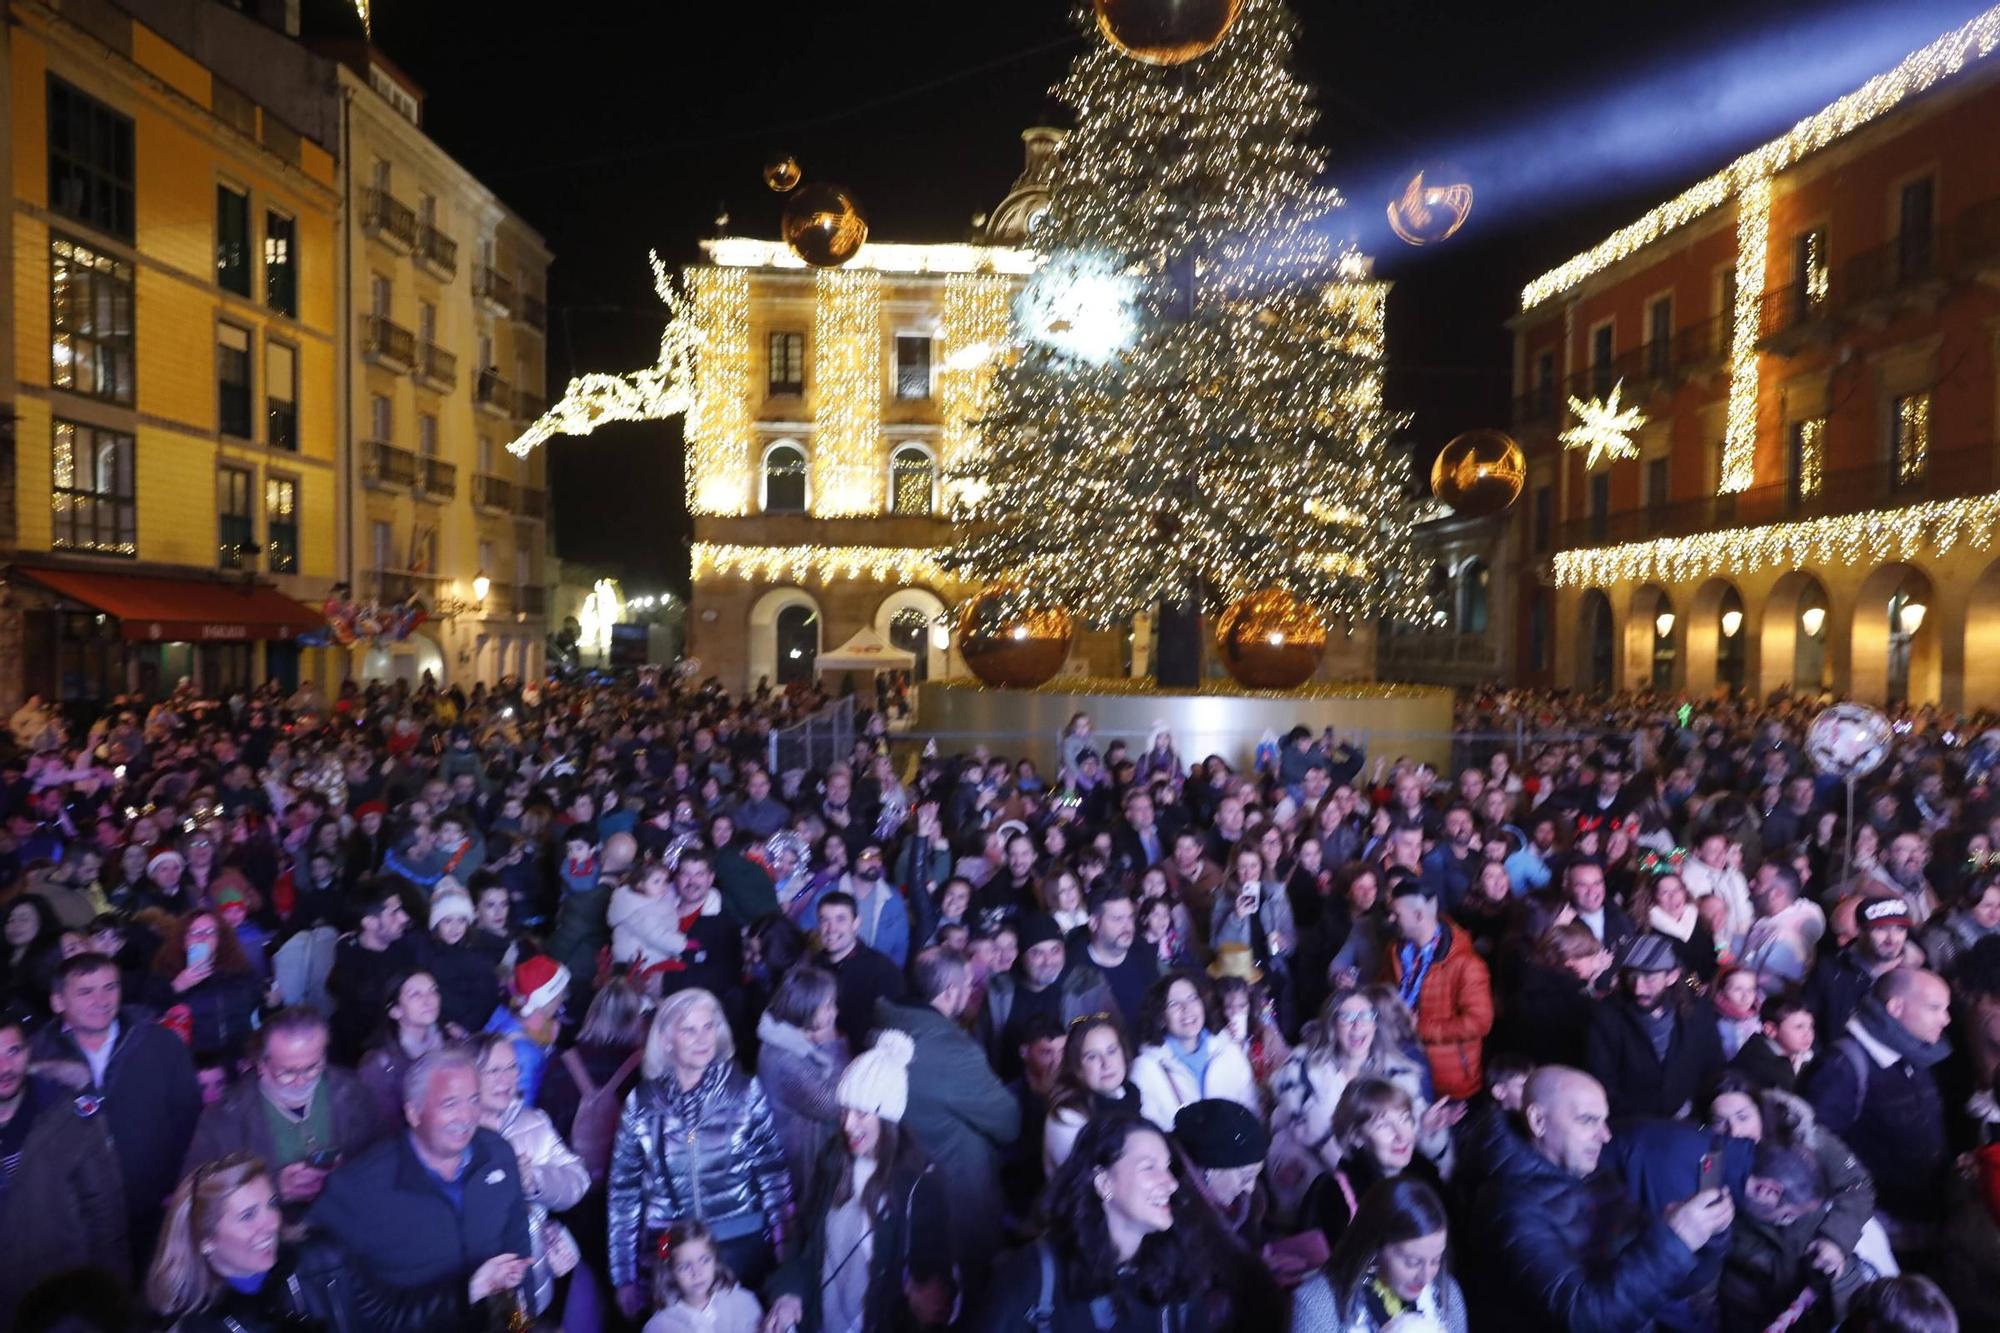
[815,626,916,672]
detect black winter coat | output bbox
[415,933,502,1033]
[972,1240,1208,1333]
[0,1077,127,1325]
[165,1236,479,1333]
[1586,994,1725,1121]
[144,968,264,1060]
[766,1144,957,1332]
[1501,963,1599,1070]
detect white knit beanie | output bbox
[429,884,475,928]
[836,1029,915,1123]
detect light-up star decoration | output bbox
[507,251,699,457]
[1562,380,1647,469]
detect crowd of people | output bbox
[0,671,1995,1332]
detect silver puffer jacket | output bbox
[606,1059,794,1287]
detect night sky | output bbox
[301,0,1995,595]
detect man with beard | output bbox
[1863,833,1940,925]
[310,1046,530,1293]
[969,832,1041,933]
[1804,897,1912,1035]
[1585,933,1724,1120]
[1073,881,1156,1031]
[182,1007,382,1222]
[977,914,1112,1079]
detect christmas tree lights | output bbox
[942,0,1421,628]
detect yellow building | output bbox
[328,44,552,688]
[0,0,342,707]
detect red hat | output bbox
[356,800,389,820]
[512,956,571,1015]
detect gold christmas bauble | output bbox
[1430,429,1525,518]
[958,586,1074,689]
[781,182,869,268]
[763,156,802,194]
[1216,588,1328,690]
[1094,0,1244,65]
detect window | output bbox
[1646,296,1672,378]
[1646,457,1670,520]
[371,274,391,317]
[1533,350,1556,416]
[1458,562,1490,635]
[370,393,392,441]
[1589,323,1615,397]
[763,442,807,513]
[1898,177,1935,280]
[50,234,134,404]
[515,546,532,590]
[764,332,804,394]
[894,335,933,400]
[419,301,437,345]
[889,445,935,515]
[267,341,297,450]
[51,419,135,555]
[1532,484,1553,553]
[1793,228,1828,316]
[218,324,252,437]
[370,520,393,573]
[47,77,135,240]
[218,466,255,569]
[1892,393,1930,488]
[477,539,495,583]
[1717,268,1737,319]
[479,437,497,474]
[216,184,250,295]
[1588,472,1611,543]
[265,210,296,317]
[418,413,438,456]
[1787,418,1824,507]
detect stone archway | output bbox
[1577,589,1615,694]
[748,588,822,694]
[1762,571,1834,698]
[1688,578,1748,695]
[1627,584,1677,691]
[875,587,952,681]
[1852,562,1937,705]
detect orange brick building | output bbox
[1511,10,2000,708]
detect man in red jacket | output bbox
[1386,877,1494,1100]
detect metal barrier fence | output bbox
[768,694,855,776]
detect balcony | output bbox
[518,293,547,333]
[417,455,457,503]
[473,264,515,316]
[361,188,418,252]
[1669,314,1728,376]
[1842,229,1944,318]
[1564,344,1672,407]
[414,341,457,392]
[473,472,516,514]
[361,314,415,372]
[515,486,547,521]
[1756,284,1835,354]
[515,585,547,617]
[474,368,513,417]
[415,224,459,280]
[1554,442,1997,553]
[363,440,418,490]
[1955,196,2000,278]
[374,570,442,605]
[516,389,546,422]
[1512,382,1559,429]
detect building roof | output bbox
[1521,4,2000,312]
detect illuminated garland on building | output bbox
[692,542,959,586]
[1721,175,1770,493]
[1551,489,2000,588]
[1897,394,1932,486]
[811,269,883,516]
[938,272,1013,514]
[1796,417,1824,498]
[1521,4,2000,312]
[685,267,753,514]
[1561,381,1646,469]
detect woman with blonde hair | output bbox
[473,1033,591,1317]
[608,988,794,1321]
[146,1151,527,1331]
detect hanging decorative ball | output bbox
[957,585,1074,689]
[763,155,802,194]
[1215,588,1329,690]
[1093,0,1244,65]
[1430,429,1526,517]
[1387,170,1475,246]
[781,181,869,268]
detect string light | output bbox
[704,238,1036,275]
[686,267,753,514]
[1551,488,2000,588]
[811,269,883,516]
[1795,418,1824,498]
[1521,4,2000,311]
[1561,380,1646,469]
[938,272,1013,514]
[1897,394,1931,485]
[1722,175,1770,494]
[693,542,955,586]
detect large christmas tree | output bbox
[942,0,1422,652]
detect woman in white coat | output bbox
[1129,969,1260,1133]
[475,1032,592,1315]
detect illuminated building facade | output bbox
[1510,8,2000,707]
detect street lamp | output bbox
[1720,609,1743,638]
[1800,605,1826,638]
[1898,599,1927,635]
[472,571,491,604]
[1654,611,1676,638]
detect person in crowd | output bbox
[325,878,415,1062]
[1805,897,1912,1035]
[644,1218,764,1333]
[1685,831,1756,955]
[816,891,907,1049]
[417,882,501,1032]
[973,1114,1207,1332]
[309,1046,532,1297]
[473,1032,591,1318]
[608,987,794,1316]
[0,1008,128,1325]
[1714,966,1764,1059]
[33,950,201,1263]
[182,1007,380,1222]
[1586,932,1725,1120]
[1731,992,1820,1092]
[1916,875,2000,980]
[1806,967,1953,1244]
[357,968,449,1128]
[753,964,849,1197]
[761,1029,955,1332]
[1301,1077,1448,1249]
[1043,1012,1142,1174]
[1129,969,1258,1131]
[1074,881,1158,1031]
[1501,921,1612,1069]
[149,1151,530,1332]
[485,954,570,1105]
[1385,876,1493,1101]
[1292,1177,1468,1333]
[1630,871,1719,982]
[978,913,1112,1080]
[147,908,264,1063]
[1845,1275,1960,1333]
[1741,863,1825,996]
[0,894,62,1015]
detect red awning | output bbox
[19,567,319,642]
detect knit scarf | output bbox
[1397,926,1444,1014]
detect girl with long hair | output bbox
[473,1033,591,1317]
[1044,1013,1143,1174]
[1291,1177,1467,1333]
[645,1220,762,1333]
[356,969,448,1128]
[1128,970,1259,1132]
[1300,1079,1446,1250]
[146,908,262,1060]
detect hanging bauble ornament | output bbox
[1387,170,1475,247]
[781,181,869,268]
[1430,429,1526,518]
[1094,0,1244,65]
[958,585,1074,689]
[763,156,802,194]
[1216,588,1328,690]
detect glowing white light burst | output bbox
[1562,380,1647,470]
[1018,250,1137,364]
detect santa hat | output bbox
[355,801,389,820]
[429,883,475,928]
[146,849,185,876]
[512,956,570,1016]
[836,1029,915,1124]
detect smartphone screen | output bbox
[1697,1151,1724,1194]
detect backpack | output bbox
[1023,1239,1187,1333]
[563,1046,644,1185]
